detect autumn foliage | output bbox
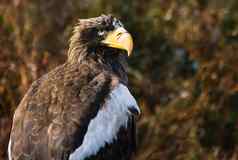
[1,0,238,159]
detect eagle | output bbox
[8,15,140,160]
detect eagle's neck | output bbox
[67,36,89,64]
[67,46,88,64]
[92,50,128,84]
[67,30,128,84]
[103,54,128,84]
[67,24,89,63]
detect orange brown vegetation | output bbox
[1,0,238,160]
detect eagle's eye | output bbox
[112,19,123,28]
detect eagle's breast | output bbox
[69,83,140,160]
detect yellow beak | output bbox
[101,27,133,56]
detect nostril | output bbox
[116,33,123,40]
[117,32,123,36]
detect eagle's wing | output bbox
[68,83,140,160]
[9,65,113,160]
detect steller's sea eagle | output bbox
[8,15,141,160]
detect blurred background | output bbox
[1,0,238,159]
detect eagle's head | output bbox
[68,15,133,64]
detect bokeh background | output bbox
[1,0,238,159]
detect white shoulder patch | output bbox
[69,84,140,160]
[8,138,12,160]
